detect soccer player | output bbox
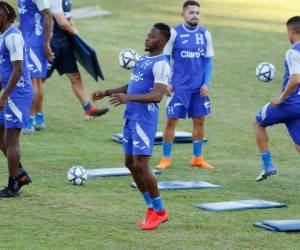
[92,23,171,230]
[0,1,33,197]
[156,0,214,169]
[18,0,53,133]
[46,0,108,119]
[255,16,300,182]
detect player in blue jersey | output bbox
[0,1,33,197]
[46,0,108,120]
[156,0,215,170]
[92,23,171,230]
[255,16,300,182]
[18,0,53,133]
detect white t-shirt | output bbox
[33,0,50,11]
[153,60,170,85]
[49,0,63,14]
[286,48,300,75]
[5,33,24,61]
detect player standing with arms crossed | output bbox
[255,16,300,182]
[18,0,53,133]
[0,1,33,197]
[92,23,171,230]
[156,0,214,169]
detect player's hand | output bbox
[109,93,130,106]
[91,90,107,102]
[165,84,172,96]
[271,96,283,107]
[44,44,54,62]
[200,85,209,96]
[0,94,8,111]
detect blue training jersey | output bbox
[0,25,32,97]
[282,42,300,104]
[164,24,214,93]
[124,54,170,125]
[18,0,47,47]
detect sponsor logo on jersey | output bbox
[180,48,205,58]
[130,72,144,82]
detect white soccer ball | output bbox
[67,166,87,185]
[256,62,276,82]
[118,48,139,70]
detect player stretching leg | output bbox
[155,0,215,170]
[255,16,300,182]
[0,1,33,197]
[92,23,171,230]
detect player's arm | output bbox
[109,61,170,106]
[50,0,77,35]
[200,31,214,96]
[91,85,128,102]
[0,34,24,110]
[163,28,176,96]
[271,49,300,106]
[35,0,53,61]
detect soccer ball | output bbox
[67,166,87,185]
[118,48,139,70]
[256,62,276,82]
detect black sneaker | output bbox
[0,187,20,198]
[19,174,32,188]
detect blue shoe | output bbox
[35,112,45,131]
[22,116,35,134]
[256,164,277,182]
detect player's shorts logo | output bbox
[34,13,43,36]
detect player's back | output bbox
[124,54,169,125]
[0,26,32,97]
[170,24,212,93]
[18,0,45,46]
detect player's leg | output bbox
[122,120,154,227]
[54,45,108,119]
[189,94,214,169]
[133,155,168,230]
[0,128,21,197]
[286,118,300,154]
[156,94,186,169]
[34,78,45,130]
[253,103,293,181]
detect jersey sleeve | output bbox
[163,28,177,56]
[286,49,300,75]
[205,30,214,58]
[50,0,63,14]
[5,33,24,62]
[152,60,171,85]
[33,0,50,11]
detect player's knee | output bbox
[295,144,300,154]
[166,118,178,129]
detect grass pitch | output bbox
[1,0,300,249]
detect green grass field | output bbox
[1,0,300,249]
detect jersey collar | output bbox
[181,24,199,33]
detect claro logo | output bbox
[180,48,205,58]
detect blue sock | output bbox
[261,151,272,166]
[28,116,34,128]
[35,112,44,124]
[82,102,92,112]
[193,140,203,157]
[152,196,164,212]
[163,142,173,158]
[141,192,153,208]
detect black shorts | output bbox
[46,44,79,78]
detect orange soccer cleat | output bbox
[191,156,214,169]
[137,208,154,228]
[155,157,172,169]
[141,210,169,230]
